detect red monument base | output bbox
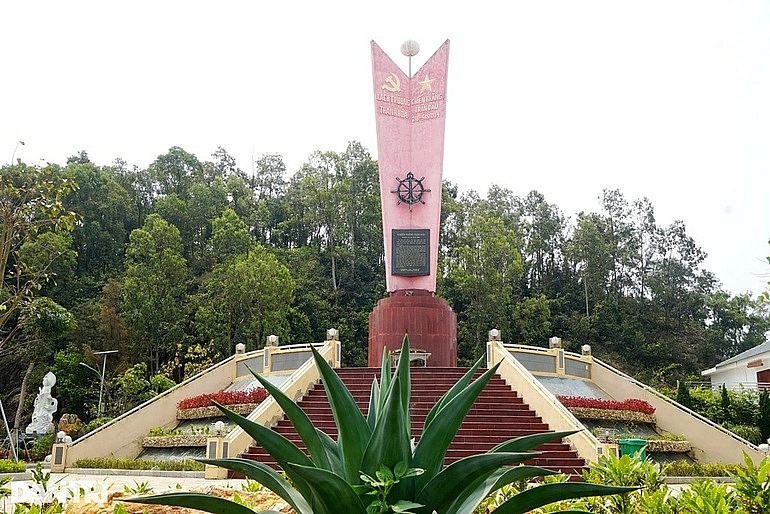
[368,289,457,367]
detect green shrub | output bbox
[730,452,770,514]
[81,416,112,435]
[0,459,27,473]
[676,479,738,513]
[73,457,204,471]
[582,453,667,513]
[126,336,633,514]
[27,433,55,462]
[728,424,763,444]
[0,474,10,501]
[664,460,741,477]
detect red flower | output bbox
[556,395,655,415]
[178,388,270,410]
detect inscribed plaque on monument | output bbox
[392,229,430,276]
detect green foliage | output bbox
[195,244,295,356]
[147,425,211,436]
[676,380,692,409]
[0,474,10,501]
[240,480,263,493]
[27,434,55,462]
[127,336,632,514]
[685,386,761,428]
[0,162,78,338]
[581,453,666,514]
[759,391,770,442]
[720,385,732,423]
[727,424,762,445]
[121,213,188,375]
[80,416,112,434]
[5,146,770,436]
[0,459,27,473]
[124,481,154,495]
[730,452,770,514]
[676,479,738,513]
[110,362,157,414]
[72,457,204,471]
[19,298,77,338]
[357,462,425,514]
[664,460,742,477]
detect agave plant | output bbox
[129,336,633,514]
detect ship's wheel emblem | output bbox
[392,172,431,211]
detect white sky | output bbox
[2,1,769,298]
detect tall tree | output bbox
[515,190,566,294]
[0,163,78,347]
[648,220,707,325]
[444,193,523,363]
[148,146,202,199]
[121,214,188,373]
[12,297,76,432]
[195,245,294,356]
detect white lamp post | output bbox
[79,350,118,416]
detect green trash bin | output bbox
[618,438,647,460]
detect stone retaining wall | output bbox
[176,403,259,420]
[567,406,656,424]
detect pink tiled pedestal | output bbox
[368,289,457,367]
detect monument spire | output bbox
[369,39,457,367]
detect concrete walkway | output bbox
[2,469,248,513]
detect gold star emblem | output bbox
[418,74,435,93]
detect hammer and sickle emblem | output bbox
[382,73,401,93]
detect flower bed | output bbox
[557,395,656,424]
[557,395,655,414]
[177,388,269,410]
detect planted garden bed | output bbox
[558,395,656,423]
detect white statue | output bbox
[25,372,58,435]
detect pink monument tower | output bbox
[368,39,457,367]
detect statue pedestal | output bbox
[368,290,457,367]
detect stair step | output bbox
[236,367,586,478]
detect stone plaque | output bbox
[392,229,430,276]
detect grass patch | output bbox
[72,457,204,471]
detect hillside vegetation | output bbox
[1,144,767,425]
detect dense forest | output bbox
[1,142,768,428]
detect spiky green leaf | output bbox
[493,482,637,514]
[249,367,332,470]
[422,356,484,429]
[284,461,368,514]
[367,377,380,432]
[310,345,371,483]
[490,430,579,453]
[445,466,562,514]
[199,458,312,513]
[394,335,412,439]
[212,401,314,498]
[412,362,501,489]
[124,492,259,514]
[416,452,541,511]
[361,375,411,477]
[316,429,343,475]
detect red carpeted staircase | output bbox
[239,367,586,476]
